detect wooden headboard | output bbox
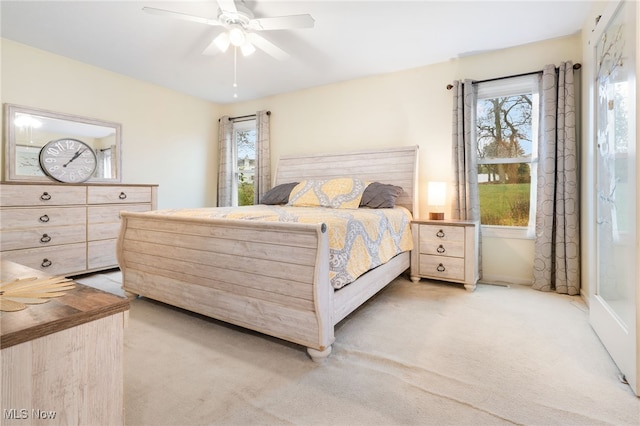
[274,145,419,216]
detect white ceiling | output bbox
[1,0,594,104]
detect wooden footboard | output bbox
[116,212,335,353]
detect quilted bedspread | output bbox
[149,205,413,289]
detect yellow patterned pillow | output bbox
[287,178,368,209]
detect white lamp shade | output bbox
[428,181,446,206]
[213,32,230,52]
[240,42,256,56]
[228,26,246,47]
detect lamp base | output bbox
[429,212,444,220]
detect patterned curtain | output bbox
[451,80,482,277]
[254,110,271,204]
[532,62,580,295]
[217,116,234,207]
[451,80,480,221]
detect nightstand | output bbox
[410,219,479,291]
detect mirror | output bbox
[4,104,122,183]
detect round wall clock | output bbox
[39,138,97,183]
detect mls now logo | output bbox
[4,408,57,420]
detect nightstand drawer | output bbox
[419,240,465,258]
[420,224,465,243]
[419,254,465,281]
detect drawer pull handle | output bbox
[119,192,127,200]
[436,229,445,238]
[40,192,52,201]
[40,234,52,243]
[437,245,446,254]
[41,258,52,268]
[39,214,50,223]
[436,263,446,272]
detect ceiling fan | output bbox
[143,0,315,60]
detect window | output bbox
[475,75,539,238]
[233,119,256,206]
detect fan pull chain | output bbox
[233,47,238,99]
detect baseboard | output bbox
[580,288,589,307]
[479,274,533,287]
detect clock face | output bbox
[39,138,97,183]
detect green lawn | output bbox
[479,183,531,226]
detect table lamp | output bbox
[428,181,446,220]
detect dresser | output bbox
[1,260,129,425]
[0,182,157,276]
[410,219,479,291]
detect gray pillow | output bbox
[359,182,403,208]
[260,182,299,205]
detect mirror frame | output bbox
[4,103,122,183]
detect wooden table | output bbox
[1,260,129,425]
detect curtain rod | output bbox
[218,111,271,122]
[445,63,581,90]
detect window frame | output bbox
[475,75,540,240]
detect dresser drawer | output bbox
[88,239,118,270]
[0,185,86,207]
[419,254,465,281]
[419,224,465,243]
[88,186,152,204]
[1,207,86,230]
[87,204,152,240]
[419,240,465,258]
[0,243,87,276]
[1,225,87,251]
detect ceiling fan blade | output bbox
[246,33,289,61]
[216,0,238,14]
[250,14,315,31]
[143,6,221,26]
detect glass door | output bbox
[590,0,638,396]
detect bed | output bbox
[116,145,418,361]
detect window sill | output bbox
[481,225,533,240]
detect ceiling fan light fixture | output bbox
[240,41,256,56]
[213,32,230,52]
[228,25,246,47]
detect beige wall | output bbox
[1,31,584,286]
[222,34,582,285]
[1,39,222,209]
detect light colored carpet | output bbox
[75,272,640,425]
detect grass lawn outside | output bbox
[479,182,531,226]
